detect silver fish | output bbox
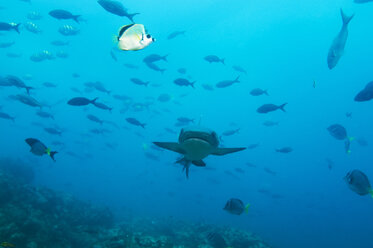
[327,9,354,70]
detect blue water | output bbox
[1,0,373,247]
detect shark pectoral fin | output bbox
[192,160,206,167]
[211,147,246,156]
[153,142,185,154]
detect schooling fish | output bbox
[98,0,139,22]
[204,55,225,64]
[167,30,185,40]
[174,78,195,88]
[49,9,81,23]
[257,103,287,114]
[0,22,20,33]
[67,97,98,106]
[327,9,354,70]
[126,117,146,128]
[216,76,240,88]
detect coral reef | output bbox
[0,159,272,248]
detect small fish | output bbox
[204,55,225,64]
[246,162,256,167]
[223,198,250,215]
[0,112,15,122]
[0,22,20,33]
[344,170,373,197]
[232,65,247,74]
[126,117,146,128]
[264,167,277,176]
[36,110,54,119]
[25,138,58,161]
[49,9,81,23]
[313,79,316,88]
[177,117,194,124]
[87,81,110,94]
[11,94,42,108]
[44,127,62,136]
[145,62,166,73]
[93,101,112,112]
[98,0,139,22]
[5,75,33,94]
[87,114,103,125]
[130,78,149,87]
[177,68,187,74]
[250,88,269,96]
[6,52,22,58]
[58,25,80,36]
[216,76,239,88]
[327,9,354,70]
[67,97,98,106]
[234,168,245,174]
[123,63,138,69]
[143,54,168,63]
[167,30,185,40]
[24,22,42,34]
[174,78,195,88]
[222,128,240,136]
[165,127,177,134]
[276,147,293,153]
[202,84,214,91]
[110,50,117,61]
[257,103,287,114]
[345,112,352,118]
[157,93,171,102]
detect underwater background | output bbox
[1,0,373,247]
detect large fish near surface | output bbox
[97,0,139,22]
[327,9,354,70]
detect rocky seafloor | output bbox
[0,158,272,248]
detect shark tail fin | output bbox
[341,9,354,26]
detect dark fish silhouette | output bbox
[67,97,98,106]
[49,9,81,23]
